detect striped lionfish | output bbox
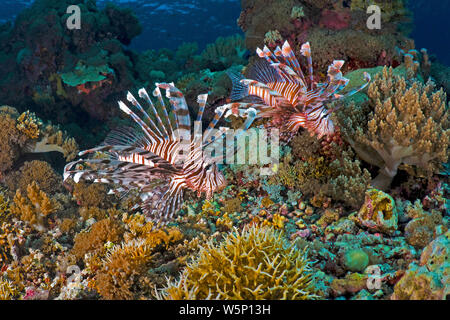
[64,83,256,225]
[228,40,371,140]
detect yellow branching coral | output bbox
[0,188,9,219]
[339,67,449,190]
[72,217,124,260]
[0,279,18,300]
[122,213,183,247]
[11,182,58,232]
[201,199,220,216]
[216,212,234,230]
[0,221,17,264]
[162,225,319,300]
[16,111,42,139]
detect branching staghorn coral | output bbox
[0,279,19,300]
[338,67,449,190]
[161,225,319,300]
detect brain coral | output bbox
[162,225,319,300]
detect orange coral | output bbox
[72,217,124,260]
[11,182,58,232]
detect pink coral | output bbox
[319,9,351,30]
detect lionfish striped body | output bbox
[228,40,371,140]
[64,83,256,225]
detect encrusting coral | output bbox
[161,225,319,300]
[403,200,446,248]
[338,67,449,190]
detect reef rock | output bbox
[391,231,449,300]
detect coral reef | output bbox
[0,0,142,125]
[0,0,448,303]
[270,138,370,209]
[11,182,58,232]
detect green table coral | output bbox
[60,62,114,87]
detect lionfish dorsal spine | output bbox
[118,100,163,145]
[281,40,306,84]
[157,83,191,133]
[299,42,314,89]
[137,88,173,139]
[126,92,166,139]
[152,85,177,135]
[196,94,208,122]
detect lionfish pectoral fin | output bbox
[227,70,249,101]
[142,185,184,226]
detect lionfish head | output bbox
[201,162,226,199]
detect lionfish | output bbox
[228,40,371,140]
[64,83,256,225]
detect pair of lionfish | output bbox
[64,39,370,225]
[227,40,371,140]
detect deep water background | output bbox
[0,0,448,64]
[408,0,450,66]
[0,0,242,51]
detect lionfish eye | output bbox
[205,163,213,171]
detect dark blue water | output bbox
[408,0,450,66]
